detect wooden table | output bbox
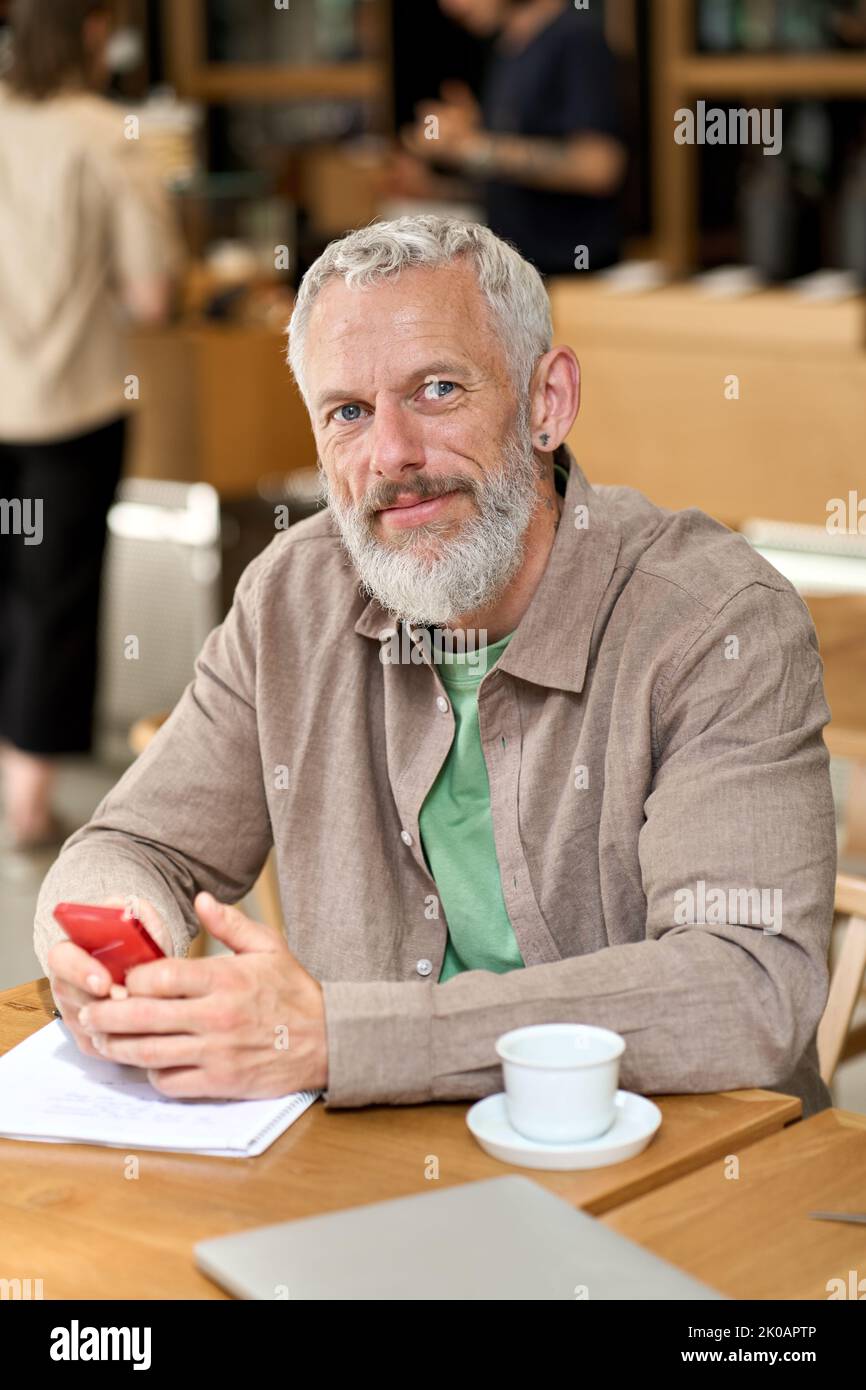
[0,979,801,1299]
[603,1107,866,1300]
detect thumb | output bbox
[440,79,475,108]
[194,892,284,955]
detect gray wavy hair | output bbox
[286,214,553,412]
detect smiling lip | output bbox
[376,490,461,528]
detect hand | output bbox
[400,82,484,167]
[438,79,482,129]
[76,892,329,1099]
[380,149,443,200]
[47,896,174,1059]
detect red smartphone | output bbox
[52,902,164,984]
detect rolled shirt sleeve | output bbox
[321,584,836,1108]
[33,551,272,977]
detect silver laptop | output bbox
[195,1176,724,1300]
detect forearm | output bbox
[34,549,274,981]
[321,926,826,1108]
[468,132,625,195]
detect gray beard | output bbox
[320,416,541,627]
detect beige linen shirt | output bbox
[0,83,183,441]
[33,448,837,1115]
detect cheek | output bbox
[320,450,369,510]
[431,399,502,451]
[328,453,361,503]
[316,438,349,487]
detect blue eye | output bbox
[423,379,456,401]
[333,403,366,423]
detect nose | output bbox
[367,397,425,485]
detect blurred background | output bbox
[1,0,865,1108]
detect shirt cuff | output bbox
[320,979,433,1107]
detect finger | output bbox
[59,1014,107,1059]
[124,954,217,998]
[399,127,425,156]
[48,971,109,1054]
[47,940,111,996]
[52,979,97,1014]
[146,1067,233,1099]
[93,1033,205,1070]
[72,1029,106,1059]
[440,79,476,108]
[194,892,284,956]
[78,995,206,1035]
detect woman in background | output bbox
[0,0,183,850]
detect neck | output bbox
[500,0,565,54]
[449,462,562,644]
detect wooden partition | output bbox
[126,281,866,524]
[127,324,318,495]
[550,278,866,529]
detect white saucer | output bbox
[466,1090,662,1171]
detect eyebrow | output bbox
[313,359,476,414]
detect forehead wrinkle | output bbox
[307,274,507,407]
[310,265,495,350]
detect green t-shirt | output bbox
[419,454,571,983]
[419,629,523,983]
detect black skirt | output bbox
[0,414,126,755]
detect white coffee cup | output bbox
[495,1023,625,1144]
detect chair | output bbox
[818,873,866,1085]
[97,479,222,765]
[128,712,284,956]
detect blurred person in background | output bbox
[0,0,183,852]
[397,0,626,274]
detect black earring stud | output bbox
[540,433,550,446]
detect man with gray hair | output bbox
[35,215,836,1117]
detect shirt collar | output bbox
[352,443,621,694]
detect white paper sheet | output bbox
[0,1020,320,1156]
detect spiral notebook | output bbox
[0,1020,320,1157]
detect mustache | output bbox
[357,474,476,517]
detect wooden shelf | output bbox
[162,0,392,111]
[549,278,866,355]
[177,61,385,104]
[653,0,866,272]
[676,53,866,96]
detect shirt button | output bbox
[416,959,433,977]
[400,829,414,846]
[436,695,449,714]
